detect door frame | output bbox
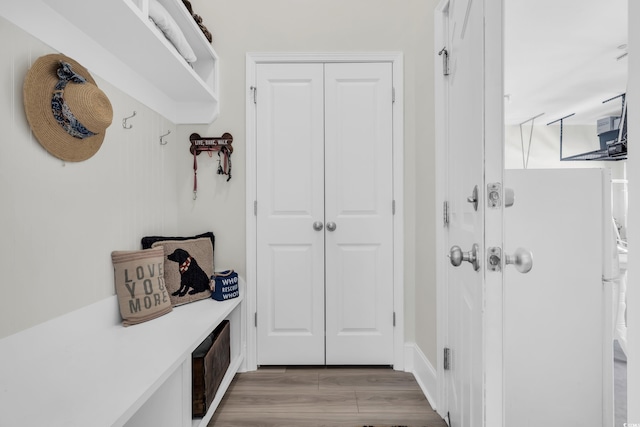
[245,52,405,371]
[434,0,505,424]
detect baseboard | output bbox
[404,342,438,410]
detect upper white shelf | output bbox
[0,0,219,124]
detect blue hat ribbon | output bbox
[51,61,96,139]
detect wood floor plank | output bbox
[319,369,420,391]
[315,411,449,427]
[210,411,446,426]
[355,390,433,414]
[209,412,319,426]
[208,367,448,427]
[227,371,319,392]
[218,390,358,414]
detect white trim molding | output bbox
[405,342,439,411]
[434,0,450,418]
[245,52,405,371]
[627,0,639,420]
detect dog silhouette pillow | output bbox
[152,237,214,306]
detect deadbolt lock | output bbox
[467,185,479,211]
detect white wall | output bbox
[0,17,179,338]
[0,0,444,372]
[176,0,440,363]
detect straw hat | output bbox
[23,54,113,162]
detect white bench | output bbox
[0,279,245,427]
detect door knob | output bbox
[313,221,324,231]
[449,243,480,271]
[326,222,337,232]
[505,248,533,273]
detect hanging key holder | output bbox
[189,132,233,199]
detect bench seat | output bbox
[0,279,244,427]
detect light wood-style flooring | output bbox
[209,366,448,427]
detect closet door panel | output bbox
[256,63,325,365]
[324,62,395,365]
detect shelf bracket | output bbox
[547,113,575,161]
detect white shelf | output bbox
[0,0,219,124]
[0,286,244,427]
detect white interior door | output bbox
[504,168,613,427]
[256,63,326,365]
[443,0,486,425]
[256,61,394,366]
[439,0,614,424]
[324,62,394,365]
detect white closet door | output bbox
[256,63,326,365]
[324,63,395,364]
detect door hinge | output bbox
[250,86,257,104]
[443,201,449,227]
[392,200,396,215]
[438,47,450,76]
[444,347,451,370]
[393,312,396,327]
[254,200,257,216]
[254,312,257,327]
[392,87,396,103]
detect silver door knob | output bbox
[313,221,324,231]
[505,248,533,273]
[326,222,337,232]
[449,243,480,271]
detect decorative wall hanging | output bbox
[23,53,113,162]
[189,132,233,199]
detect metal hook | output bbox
[438,47,449,76]
[122,111,136,129]
[160,130,171,145]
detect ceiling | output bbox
[505,0,628,125]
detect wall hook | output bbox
[160,130,171,145]
[122,111,136,129]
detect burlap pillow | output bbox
[111,247,172,326]
[151,237,214,306]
